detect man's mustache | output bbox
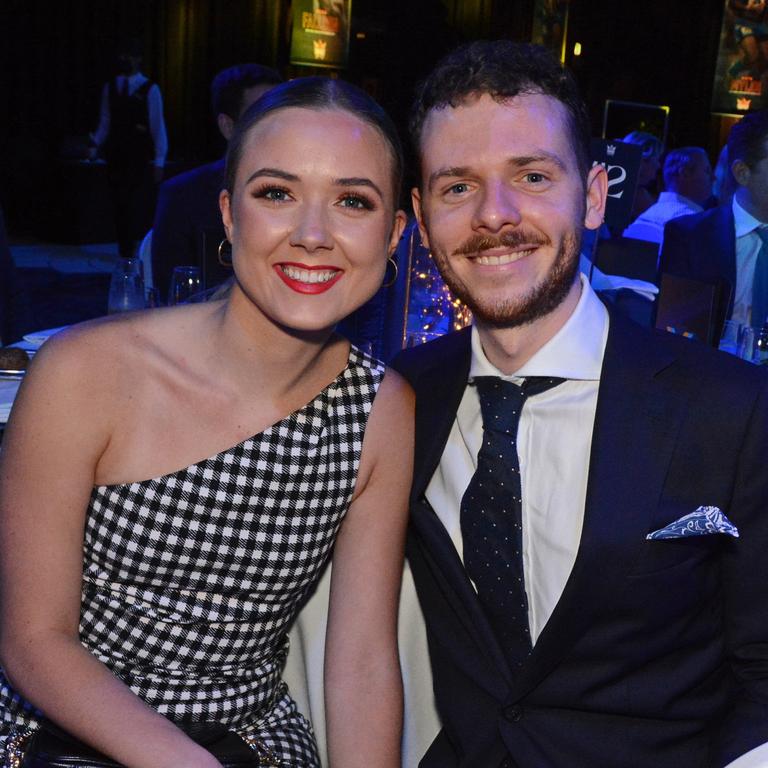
[452,230,551,256]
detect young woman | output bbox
[0,77,411,768]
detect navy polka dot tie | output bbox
[460,375,565,667]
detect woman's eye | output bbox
[254,186,290,202]
[338,194,373,210]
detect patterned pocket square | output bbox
[646,506,739,540]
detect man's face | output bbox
[683,153,714,206]
[413,92,605,329]
[738,139,768,221]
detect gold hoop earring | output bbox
[217,238,232,268]
[382,256,398,289]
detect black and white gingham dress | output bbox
[0,346,385,767]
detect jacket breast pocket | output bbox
[627,534,720,578]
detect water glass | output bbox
[107,258,145,314]
[738,325,756,361]
[168,266,202,306]
[719,319,740,355]
[145,287,161,308]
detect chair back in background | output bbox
[654,273,730,346]
[594,236,660,284]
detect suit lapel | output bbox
[411,328,472,497]
[713,206,737,310]
[408,329,515,687]
[509,312,688,699]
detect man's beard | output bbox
[431,228,582,329]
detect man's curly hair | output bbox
[410,40,592,182]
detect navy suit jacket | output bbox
[151,158,227,300]
[660,205,737,318]
[392,312,768,767]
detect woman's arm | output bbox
[0,329,221,768]
[324,369,414,768]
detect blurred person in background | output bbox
[89,38,168,260]
[623,146,713,245]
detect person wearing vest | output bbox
[90,39,167,260]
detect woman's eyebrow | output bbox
[245,167,299,185]
[334,177,384,200]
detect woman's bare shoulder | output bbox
[353,367,415,497]
[372,367,415,418]
[14,307,207,424]
[30,304,212,379]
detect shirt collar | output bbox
[733,195,765,237]
[469,273,609,382]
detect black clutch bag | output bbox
[13,720,280,768]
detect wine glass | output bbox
[107,258,145,314]
[168,266,203,306]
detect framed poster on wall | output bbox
[531,0,570,62]
[290,0,352,69]
[712,0,768,114]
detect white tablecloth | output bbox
[0,378,21,424]
[284,559,440,767]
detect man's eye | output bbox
[447,183,470,195]
[339,194,373,210]
[524,172,547,184]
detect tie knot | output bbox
[473,375,564,434]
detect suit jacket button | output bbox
[504,705,523,722]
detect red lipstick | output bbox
[274,263,343,294]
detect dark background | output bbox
[0,0,726,239]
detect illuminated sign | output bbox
[290,1,352,70]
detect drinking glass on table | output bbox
[737,324,756,361]
[107,258,145,314]
[719,319,739,355]
[168,266,203,306]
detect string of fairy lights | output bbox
[406,240,472,347]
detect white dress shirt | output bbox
[425,274,608,642]
[92,73,168,167]
[623,190,703,245]
[733,196,766,326]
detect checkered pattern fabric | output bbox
[0,346,385,767]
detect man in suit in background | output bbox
[393,40,768,767]
[151,63,282,300]
[661,109,768,328]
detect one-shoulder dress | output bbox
[0,346,385,767]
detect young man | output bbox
[393,40,768,767]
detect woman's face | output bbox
[220,106,406,335]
